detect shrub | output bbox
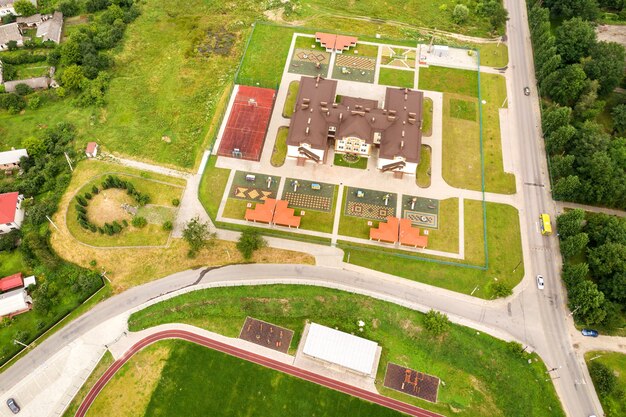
[131,216,147,228]
[236,228,267,260]
[162,220,173,231]
[98,227,104,234]
[424,309,450,335]
[122,219,128,227]
[75,204,86,214]
[91,185,99,194]
[492,281,513,298]
[84,192,92,200]
[89,259,97,267]
[27,96,41,109]
[14,83,33,97]
[452,4,469,24]
[172,198,180,207]
[112,221,122,233]
[76,196,88,206]
[589,361,617,397]
[88,224,97,232]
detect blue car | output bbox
[581,329,599,337]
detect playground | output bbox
[288,47,331,77]
[380,46,417,68]
[282,178,335,213]
[400,196,439,228]
[331,54,376,83]
[238,317,294,354]
[344,187,397,221]
[230,171,280,202]
[217,86,275,161]
[384,363,440,403]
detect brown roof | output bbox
[287,76,423,163]
[16,13,42,24]
[0,22,21,46]
[315,32,358,51]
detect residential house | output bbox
[0,0,37,17]
[0,148,28,172]
[0,22,22,50]
[286,76,424,176]
[34,11,62,43]
[0,273,37,318]
[3,76,50,92]
[315,32,358,53]
[0,192,25,234]
[85,142,98,158]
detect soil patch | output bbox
[86,189,134,226]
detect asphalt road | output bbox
[504,1,601,416]
[75,330,444,417]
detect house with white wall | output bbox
[0,192,25,234]
[0,148,28,172]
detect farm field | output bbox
[128,285,564,417]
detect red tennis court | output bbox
[217,85,276,161]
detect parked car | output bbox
[524,86,531,96]
[581,329,599,337]
[6,398,20,414]
[536,275,545,290]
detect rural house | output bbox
[0,148,28,171]
[0,0,37,17]
[0,22,22,50]
[85,142,98,158]
[0,191,25,234]
[0,273,37,318]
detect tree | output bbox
[13,0,37,16]
[550,154,575,179]
[182,217,213,257]
[574,80,605,121]
[60,65,85,90]
[542,106,572,136]
[588,242,626,277]
[555,18,596,64]
[452,4,469,24]
[585,212,626,246]
[545,0,600,22]
[236,228,267,260]
[21,136,46,156]
[7,40,18,51]
[557,209,585,238]
[0,230,21,251]
[58,0,80,16]
[598,271,626,303]
[546,125,577,155]
[14,83,33,96]
[560,233,589,258]
[162,221,173,231]
[548,64,588,106]
[553,175,581,201]
[584,41,626,96]
[1,13,16,24]
[424,310,450,335]
[562,263,589,289]
[588,361,617,396]
[611,104,626,134]
[131,216,147,228]
[568,280,607,325]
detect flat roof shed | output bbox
[303,323,379,375]
[0,289,29,317]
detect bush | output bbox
[76,196,88,207]
[236,228,267,260]
[162,220,173,231]
[589,361,617,397]
[75,204,87,214]
[492,281,513,298]
[424,309,450,335]
[122,219,128,227]
[84,192,92,200]
[89,259,97,267]
[0,230,21,251]
[452,4,469,24]
[131,216,147,228]
[172,198,180,207]
[14,83,33,96]
[91,185,99,195]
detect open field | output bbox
[420,67,514,193]
[271,127,289,167]
[378,68,415,88]
[129,285,563,417]
[423,97,433,136]
[585,351,626,417]
[283,81,299,117]
[416,145,431,188]
[341,201,523,299]
[426,198,459,253]
[51,160,313,291]
[198,156,231,221]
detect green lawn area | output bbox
[66,173,182,247]
[0,250,28,278]
[426,198,459,253]
[421,66,514,194]
[475,42,509,68]
[422,97,433,136]
[198,156,231,221]
[333,153,368,169]
[341,200,523,299]
[450,98,477,121]
[345,42,380,57]
[271,127,289,167]
[585,351,626,417]
[222,198,249,220]
[416,144,431,188]
[128,285,563,417]
[294,35,325,51]
[378,67,415,88]
[12,62,50,79]
[282,81,299,117]
[237,23,295,88]
[292,186,338,234]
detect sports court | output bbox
[384,363,440,403]
[238,317,294,354]
[217,85,276,161]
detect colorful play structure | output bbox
[369,216,428,248]
[244,198,301,228]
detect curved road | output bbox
[75,330,443,417]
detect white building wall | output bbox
[287,144,325,161]
[377,157,418,174]
[0,194,24,234]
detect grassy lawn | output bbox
[62,352,115,417]
[341,201,523,299]
[198,156,231,221]
[422,66,514,194]
[222,198,249,220]
[422,97,433,136]
[66,173,182,247]
[345,42,380,57]
[416,145,431,188]
[475,42,509,68]
[128,286,563,417]
[333,153,368,169]
[294,35,325,51]
[450,98,477,121]
[12,62,50,79]
[378,67,415,88]
[271,127,289,167]
[282,81,299,117]
[51,160,312,291]
[0,250,28,278]
[585,351,626,417]
[292,185,338,234]
[426,198,459,253]
[237,23,295,88]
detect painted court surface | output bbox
[384,363,440,403]
[238,317,294,353]
[217,86,276,161]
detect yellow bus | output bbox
[540,213,552,235]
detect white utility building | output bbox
[302,323,380,375]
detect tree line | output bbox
[529,0,626,209]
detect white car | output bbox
[536,275,545,290]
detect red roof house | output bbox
[369,216,400,244]
[245,198,277,224]
[0,192,20,224]
[85,142,98,158]
[315,32,358,52]
[272,200,301,228]
[0,273,23,292]
[399,219,428,248]
[244,199,301,228]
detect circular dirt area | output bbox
[342,154,360,163]
[86,189,134,226]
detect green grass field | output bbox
[416,145,431,187]
[333,153,369,169]
[585,351,626,417]
[450,98,477,121]
[271,127,289,167]
[0,250,28,278]
[341,200,523,299]
[419,66,478,96]
[378,67,415,88]
[422,97,433,136]
[198,156,231,221]
[128,285,563,417]
[283,81,299,117]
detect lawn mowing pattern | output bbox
[238,317,293,354]
[129,286,564,417]
[450,98,477,121]
[378,67,415,88]
[384,363,440,403]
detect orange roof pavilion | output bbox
[315,32,358,52]
[399,218,428,248]
[369,216,400,244]
[244,199,300,228]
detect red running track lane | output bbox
[74,330,445,417]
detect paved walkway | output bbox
[555,201,626,218]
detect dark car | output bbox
[6,398,20,414]
[524,87,531,96]
[581,329,599,337]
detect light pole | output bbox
[13,339,28,348]
[569,305,581,316]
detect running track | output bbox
[74,330,444,417]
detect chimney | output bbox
[400,140,404,149]
[307,117,311,124]
[402,130,405,138]
[305,127,310,135]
